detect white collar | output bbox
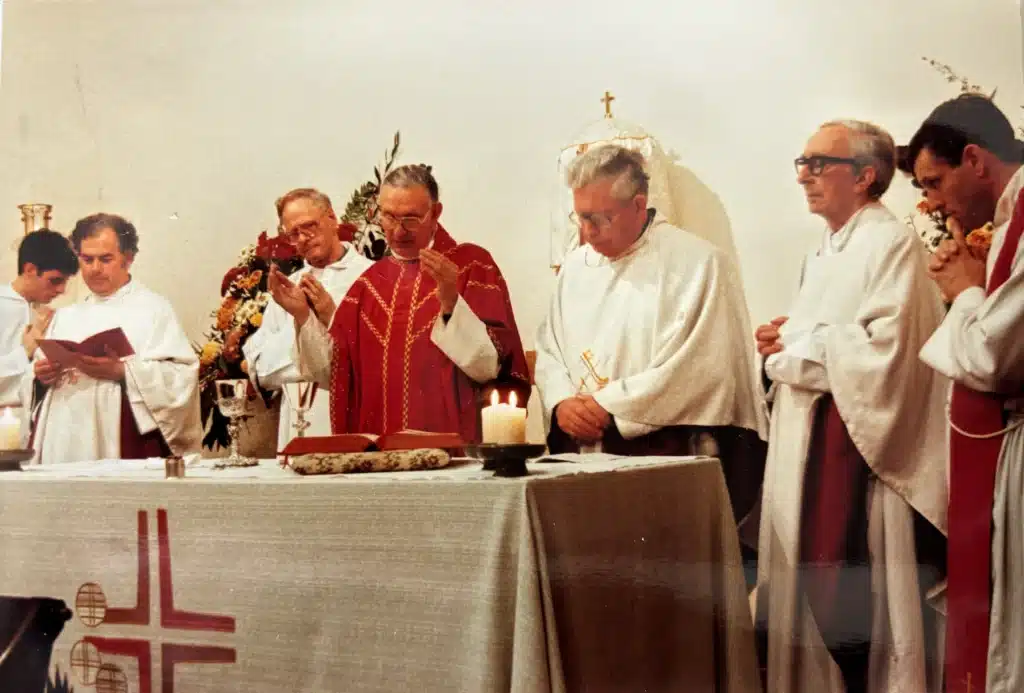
[820,202,891,256]
[305,243,358,273]
[87,279,135,303]
[993,165,1024,228]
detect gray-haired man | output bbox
[533,144,767,525]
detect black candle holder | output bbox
[464,443,546,477]
[0,449,32,471]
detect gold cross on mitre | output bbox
[601,91,615,118]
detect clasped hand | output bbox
[269,267,337,326]
[556,394,611,444]
[928,219,987,301]
[21,307,54,357]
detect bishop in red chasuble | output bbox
[273,165,530,443]
[909,95,1024,693]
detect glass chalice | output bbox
[214,379,258,468]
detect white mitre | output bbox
[552,115,742,272]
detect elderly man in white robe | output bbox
[534,144,768,528]
[753,120,949,693]
[905,95,1024,693]
[1,230,78,445]
[27,213,201,463]
[242,188,372,451]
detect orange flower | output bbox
[216,298,238,331]
[238,270,263,290]
[223,329,244,362]
[917,198,937,215]
[966,223,994,254]
[199,341,221,366]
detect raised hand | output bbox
[419,248,460,314]
[755,316,788,357]
[269,267,310,324]
[299,275,336,327]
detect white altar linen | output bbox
[0,455,759,693]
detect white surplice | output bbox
[919,165,1024,693]
[0,283,31,408]
[28,280,202,464]
[757,203,949,693]
[534,212,767,444]
[0,283,34,446]
[241,245,373,451]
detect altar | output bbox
[0,455,759,693]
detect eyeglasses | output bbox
[375,208,432,232]
[569,207,629,231]
[278,219,320,242]
[794,155,862,176]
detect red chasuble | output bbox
[946,189,1024,693]
[327,227,530,443]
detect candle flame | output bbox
[490,390,499,407]
[0,408,17,423]
[509,391,518,408]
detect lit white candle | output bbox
[0,408,21,451]
[481,390,526,444]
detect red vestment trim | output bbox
[945,188,1024,693]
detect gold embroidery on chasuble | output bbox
[578,349,609,393]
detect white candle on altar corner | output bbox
[0,408,21,451]
[481,390,526,444]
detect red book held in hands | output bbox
[36,328,135,365]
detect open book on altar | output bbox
[280,430,464,456]
[36,327,135,364]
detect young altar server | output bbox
[754,120,948,693]
[28,213,202,463]
[242,188,372,451]
[533,144,767,524]
[906,95,1024,693]
[1,230,78,428]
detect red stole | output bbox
[327,227,530,443]
[945,189,1024,693]
[118,387,171,459]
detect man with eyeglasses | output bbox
[904,95,1024,693]
[245,188,373,451]
[753,120,948,693]
[271,165,530,442]
[534,144,767,525]
[0,229,79,445]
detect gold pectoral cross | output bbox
[578,349,609,393]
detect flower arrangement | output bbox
[904,58,1020,255]
[345,131,402,260]
[196,232,304,448]
[195,132,403,449]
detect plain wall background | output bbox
[0,0,1020,439]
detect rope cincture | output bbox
[947,406,1024,440]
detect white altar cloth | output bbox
[0,455,760,693]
